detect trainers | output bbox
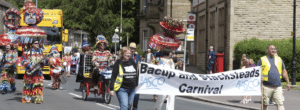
[11,89,16,93]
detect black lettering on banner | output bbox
[179,74,185,79]
[148,67,154,74]
[199,75,208,80]
[245,71,250,78]
[193,86,199,93]
[235,72,239,79]
[255,69,260,77]
[218,75,224,80]
[168,72,175,79]
[211,76,219,80]
[208,87,214,94]
[179,83,187,93]
[222,73,230,80]
[250,69,255,77]
[162,70,168,76]
[240,72,244,78]
[204,85,209,94]
[213,87,219,94]
[187,86,193,93]
[155,69,162,75]
[206,76,213,80]
[230,73,235,79]
[198,87,204,93]
[140,63,148,73]
[190,74,198,80]
[219,85,223,94]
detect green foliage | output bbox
[234,37,300,81]
[136,44,146,57]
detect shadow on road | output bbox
[139,98,155,102]
[6,96,22,102]
[72,97,107,104]
[228,100,240,103]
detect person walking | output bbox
[145,49,154,63]
[207,46,215,74]
[21,39,45,104]
[63,52,72,77]
[154,47,175,110]
[257,44,290,110]
[128,42,141,110]
[0,44,17,94]
[239,58,251,104]
[49,46,63,90]
[110,46,138,110]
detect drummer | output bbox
[92,35,114,89]
[49,45,63,89]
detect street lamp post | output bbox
[292,0,296,85]
[114,27,120,54]
[120,0,123,49]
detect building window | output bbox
[218,8,225,53]
[143,30,148,51]
[198,15,205,52]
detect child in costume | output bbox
[49,45,63,89]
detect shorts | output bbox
[207,61,214,71]
[263,86,284,106]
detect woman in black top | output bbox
[110,46,138,110]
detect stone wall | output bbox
[229,0,300,70]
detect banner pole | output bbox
[261,78,263,110]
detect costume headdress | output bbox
[15,0,46,45]
[0,8,21,46]
[148,16,184,50]
[50,45,59,55]
[95,34,108,46]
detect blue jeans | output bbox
[116,88,136,110]
[133,94,140,110]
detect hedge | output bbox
[234,38,300,81]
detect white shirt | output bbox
[146,53,151,63]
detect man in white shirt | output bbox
[145,49,154,63]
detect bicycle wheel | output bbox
[104,80,111,104]
[82,83,88,101]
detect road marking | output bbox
[176,97,244,110]
[108,104,120,108]
[96,103,116,110]
[69,92,82,98]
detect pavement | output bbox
[182,66,300,110]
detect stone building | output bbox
[138,0,191,53]
[0,0,18,34]
[191,0,300,71]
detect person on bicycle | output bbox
[92,35,114,89]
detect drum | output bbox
[52,67,62,74]
[100,68,112,79]
[60,72,68,84]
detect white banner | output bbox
[136,62,262,96]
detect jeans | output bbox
[116,88,136,110]
[132,94,140,110]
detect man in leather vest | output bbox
[257,44,290,110]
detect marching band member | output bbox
[0,44,17,94]
[21,39,45,104]
[92,35,114,89]
[49,46,63,89]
